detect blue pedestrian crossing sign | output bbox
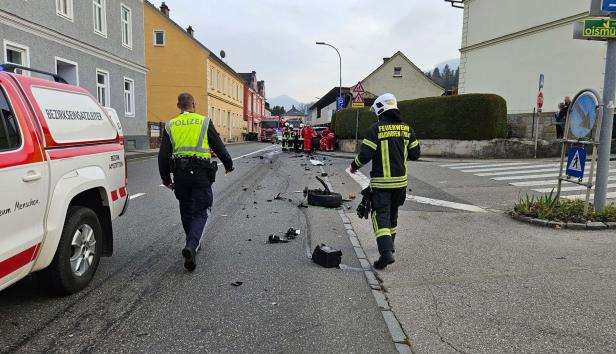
[566,147,586,179]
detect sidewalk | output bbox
[348,208,616,353]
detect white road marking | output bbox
[439,162,484,168]
[563,192,616,200]
[449,162,531,170]
[461,163,560,173]
[129,193,146,200]
[346,168,485,213]
[492,173,561,181]
[476,168,559,177]
[216,145,278,166]
[533,182,616,193]
[512,175,616,187]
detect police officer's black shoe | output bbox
[182,247,197,272]
[373,251,395,270]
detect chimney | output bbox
[383,57,390,63]
[160,2,170,17]
[186,25,194,37]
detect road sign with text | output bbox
[352,93,364,108]
[603,0,616,12]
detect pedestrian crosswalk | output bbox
[440,161,616,201]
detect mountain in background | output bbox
[268,95,304,111]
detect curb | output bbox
[317,166,412,353]
[510,212,615,230]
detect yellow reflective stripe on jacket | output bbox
[362,139,377,150]
[409,140,419,149]
[354,156,364,168]
[381,140,391,178]
[404,140,409,175]
[371,181,408,189]
[167,113,212,159]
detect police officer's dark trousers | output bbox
[371,188,406,253]
[173,169,213,251]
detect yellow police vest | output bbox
[165,112,212,159]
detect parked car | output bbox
[0,64,128,294]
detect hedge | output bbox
[332,94,508,140]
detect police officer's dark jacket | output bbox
[158,114,233,186]
[350,109,420,189]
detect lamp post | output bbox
[316,42,342,103]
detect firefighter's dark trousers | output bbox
[173,170,213,251]
[371,188,406,253]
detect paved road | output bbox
[0,143,396,353]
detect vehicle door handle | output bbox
[22,171,42,182]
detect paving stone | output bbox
[606,222,616,229]
[354,247,366,259]
[381,310,406,343]
[359,258,371,270]
[395,343,413,354]
[566,222,587,230]
[547,221,565,229]
[372,290,390,310]
[346,229,357,238]
[529,218,548,227]
[344,224,353,230]
[349,236,360,248]
[364,271,379,286]
[587,221,608,230]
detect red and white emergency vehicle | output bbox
[0,64,128,294]
[258,115,281,142]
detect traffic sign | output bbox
[537,91,544,113]
[353,81,365,93]
[336,96,344,110]
[538,74,544,91]
[602,0,616,12]
[582,18,616,40]
[352,93,364,108]
[566,147,587,179]
[569,91,599,139]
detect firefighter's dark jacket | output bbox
[158,122,233,186]
[350,109,420,189]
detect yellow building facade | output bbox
[144,2,209,123]
[144,1,244,142]
[207,57,244,143]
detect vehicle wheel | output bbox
[307,189,343,208]
[41,206,103,295]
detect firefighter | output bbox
[293,125,300,153]
[325,131,336,151]
[297,123,305,153]
[281,123,290,151]
[158,93,234,271]
[350,93,420,270]
[302,124,313,154]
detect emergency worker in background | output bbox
[298,123,305,153]
[293,125,300,153]
[281,123,290,151]
[158,93,234,271]
[350,93,420,270]
[302,124,313,154]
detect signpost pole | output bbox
[355,109,359,153]
[595,13,616,210]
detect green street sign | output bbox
[583,18,616,39]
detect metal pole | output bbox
[355,109,359,153]
[534,111,540,159]
[595,14,616,210]
[316,42,342,102]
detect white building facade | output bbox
[456,0,610,138]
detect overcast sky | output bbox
[159,0,463,102]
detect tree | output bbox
[271,105,286,116]
[296,103,308,114]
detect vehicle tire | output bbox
[41,206,103,295]
[307,189,343,208]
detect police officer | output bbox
[350,93,420,270]
[158,93,234,271]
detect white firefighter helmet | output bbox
[370,93,398,116]
[300,123,305,128]
[285,122,290,127]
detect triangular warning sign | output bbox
[353,94,364,103]
[568,150,583,172]
[353,82,365,93]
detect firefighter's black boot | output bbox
[392,234,396,254]
[374,235,395,270]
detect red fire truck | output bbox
[259,116,282,142]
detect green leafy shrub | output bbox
[592,204,616,221]
[332,94,508,140]
[514,193,616,223]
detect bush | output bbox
[332,94,508,140]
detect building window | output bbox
[153,31,165,46]
[124,77,135,116]
[0,87,21,151]
[209,67,214,89]
[222,75,226,94]
[56,0,73,21]
[393,67,402,77]
[55,57,78,85]
[93,0,108,37]
[96,69,110,107]
[4,41,30,75]
[216,70,220,91]
[121,5,132,49]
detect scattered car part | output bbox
[312,244,342,268]
[268,234,289,244]
[304,176,342,208]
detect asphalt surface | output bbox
[0,143,395,353]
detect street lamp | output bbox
[316,42,342,103]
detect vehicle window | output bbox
[0,88,21,151]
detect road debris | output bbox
[285,228,301,239]
[231,281,243,287]
[312,244,342,268]
[310,159,325,166]
[268,234,290,243]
